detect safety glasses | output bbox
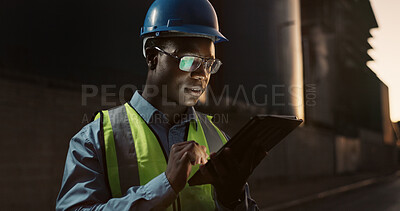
[154,46,222,74]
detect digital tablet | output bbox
[217,115,303,159]
[188,115,303,185]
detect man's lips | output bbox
[184,86,204,97]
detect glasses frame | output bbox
[154,46,222,74]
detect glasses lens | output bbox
[179,56,202,72]
[179,56,221,74]
[179,56,195,72]
[188,57,202,72]
[205,60,213,70]
[210,60,222,74]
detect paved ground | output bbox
[249,170,400,211]
[281,176,400,211]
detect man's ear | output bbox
[145,48,158,70]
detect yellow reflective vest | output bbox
[95,103,227,211]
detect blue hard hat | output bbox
[140,0,228,43]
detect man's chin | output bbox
[177,91,201,107]
[180,96,199,107]
[182,100,198,107]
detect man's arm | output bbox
[56,120,176,211]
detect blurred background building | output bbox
[0,0,398,209]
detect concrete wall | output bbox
[335,136,361,174]
[0,73,104,210]
[359,129,398,171]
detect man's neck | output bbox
[142,89,187,125]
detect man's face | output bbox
[153,37,215,107]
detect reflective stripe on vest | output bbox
[95,103,228,210]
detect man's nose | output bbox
[190,64,209,80]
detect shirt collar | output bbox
[129,90,199,128]
[129,91,158,124]
[184,106,199,130]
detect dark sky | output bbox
[0,0,153,85]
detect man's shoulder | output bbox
[93,104,127,119]
[70,118,102,147]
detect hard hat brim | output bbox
[141,24,228,43]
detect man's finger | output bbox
[177,141,197,158]
[179,151,192,164]
[200,156,208,165]
[170,143,196,161]
[201,145,209,159]
[185,151,197,165]
[182,142,209,164]
[173,140,195,147]
[170,141,196,153]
